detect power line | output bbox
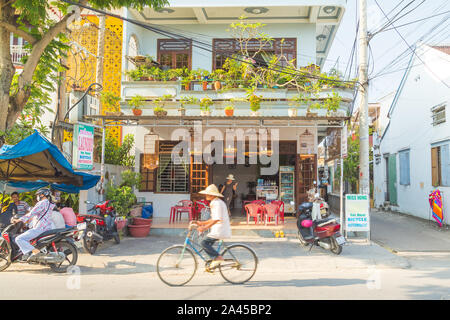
[373,0,450,88]
[374,0,427,35]
[381,9,450,33]
[62,0,359,87]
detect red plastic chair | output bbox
[262,203,280,225]
[251,200,266,206]
[245,203,263,224]
[170,200,194,223]
[194,200,210,220]
[271,200,285,223]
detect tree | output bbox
[0,0,168,142]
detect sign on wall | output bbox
[345,194,370,234]
[341,125,348,158]
[72,123,95,170]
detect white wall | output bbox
[373,45,450,224]
[125,10,317,72]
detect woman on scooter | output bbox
[11,188,55,262]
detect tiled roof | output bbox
[432,46,450,55]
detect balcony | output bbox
[10,45,28,65]
[120,63,355,118]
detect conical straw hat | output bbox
[199,184,224,197]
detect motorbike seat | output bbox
[36,227,73,239]
[298,202,313,211]
[79,213,104,220]
[315,218,336,226]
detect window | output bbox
[157,142,189,193]
[399,149,410,186]
[431,142,450,187]
[139,154,156,192]
[432,104,446,126]
[212,38,297,70]
[157,39,192,70]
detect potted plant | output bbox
[200,96,213,116]
[212,69,225,91]
[100,91,121,115]
[224,105,235,117]
[181,70,194,90]
[129,94,145,116]
[179,96,198,116]
[325,91,342,116]
[248,92,262,117]
[153,94,172,116]
[289,93,310,117]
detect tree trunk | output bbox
[0,2,16,136]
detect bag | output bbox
[142,205,153,219]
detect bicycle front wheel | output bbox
[219,244,258,284]
[157,245,197,286]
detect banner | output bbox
[72,123,94,170]
[341,125,348,158]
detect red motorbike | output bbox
[76,200,124,254]
[296,202,345,255]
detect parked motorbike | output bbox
[76,200,120,255]
[0,221,84,273]
[296,197,345,255]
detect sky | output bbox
[323,0,450,103]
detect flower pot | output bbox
[132,217,153,226]
[200,110,211,116]
[115,217,127,230]
[179,108,186,116]
[154,110,168,117]
[128,224,151,237]
[139,76,149,81]
[214,81,222,91]
[288,108,298,117]
[184,83,190,91]
[132,109,142,116]
[306,111,318,117]
[250,111,260,117]
[225,109,234,116]
[202,81,208,91]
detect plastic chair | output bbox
[262,203,280,225]
[170,200,194,223]
[245,203,263,224]
[271,200,285,223]
[194,200,210,220]
[251,200,266,206]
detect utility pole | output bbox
[96,14,106,200]
[358,0,370,196]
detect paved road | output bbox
[1,234,449,300]
[371,209,450,252]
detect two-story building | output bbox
[86,1,353,219]
[373,44,450,225]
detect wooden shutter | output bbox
[158,39,192,70]
[190,158,209,201]
[431,147,440,187]
[139,154,156,192]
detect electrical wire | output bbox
[373,0,449,88]
[381,9,450,33]
[62,0,360,87]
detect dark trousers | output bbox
[201,237,220,259]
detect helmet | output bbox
[36,188,52,198]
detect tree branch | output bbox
[0,20,37,44]
[12,1,88,115]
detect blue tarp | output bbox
[0,130,100,193]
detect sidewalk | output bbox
[371,209,450,253]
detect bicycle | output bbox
[156,222,258,286]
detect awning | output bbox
[0,131,100,193]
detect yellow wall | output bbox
[64,15,123,144]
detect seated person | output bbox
[51,204,66,229]
[0,201,17,230]
[58,202,77,228]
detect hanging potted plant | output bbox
[200,96,213,116]
[153,106,167,117]
[129,95,145,116]
[100,91,121,116]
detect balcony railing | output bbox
[10,45,28,65]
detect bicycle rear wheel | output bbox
[157,245,197,286]
[219,244,258,284]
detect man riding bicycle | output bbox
[195,184,231,268]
